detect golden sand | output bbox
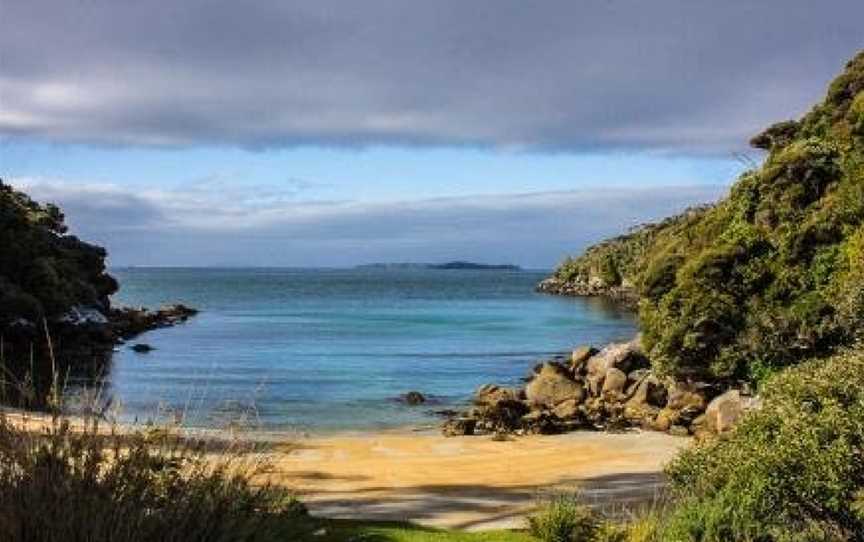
[264,429,688,530]
[2,410,688,531]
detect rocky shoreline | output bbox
[535,276,639,307]
[1,304,198,381]
[442,335,759,440]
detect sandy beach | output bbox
[2,409,688,531]
[264,429,688,531]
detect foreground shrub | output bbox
[528,493,630,542]
[529,493,600,542]
[0,414,305,542]
[658,348,864,541]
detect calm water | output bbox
[95,268,635,431]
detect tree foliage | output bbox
[0,181,118,327]
[548,51,864,380]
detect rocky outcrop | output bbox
[443,336,758,438]
[401,391,427,405]
[109,304,199,339]
[536,277,638,306]
[525,363,585,408]
[0,181,199,407]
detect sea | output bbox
[90,267,636,432]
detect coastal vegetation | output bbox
[0,179,197,406]
[526,50,864,541]
[0,180,117,326]
[544,50,864,383]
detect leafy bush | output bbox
[529,493,601,542]
[0,413,305,542]
[657,347,864,541]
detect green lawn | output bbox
[285,518,537,541]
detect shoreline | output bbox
[3,408,689,531]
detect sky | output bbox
[1,1,862,267]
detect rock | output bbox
[402,391,426,405]
[520,410,560,435]
[627,368,651,385]
[570,346,598,374]
[525,362,585,408]
[653,404,704,432]
[442,417,476,437]
[601,368,628,398]
[704,389,757,434]
[477,399,530,432]
[131,343,154,353]
[552,398,582,420]
[109,304,198,340]
[666,381,709,412]
[623,402,660,427]
[474,384,521,407]
[586,371,605,397]
[58,305,109,326]
[627,374,668,408]
[586,337,649,378]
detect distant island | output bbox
[356,261,521,271]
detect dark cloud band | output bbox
[2,1,862,153]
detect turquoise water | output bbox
[100,268,635,431]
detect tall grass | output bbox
[0,411,306,542]
[0,328,306,542]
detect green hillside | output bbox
[546,51,864,382]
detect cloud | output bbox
[11,177,726,267]
[1,1,861,153]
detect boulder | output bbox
[570,346,598,375]
[623,402,661,427]
[474,384,521,407]
[442,417,476,437]
[586,371,606,397]
[525,362,585,408]
[666,381,709,412]
[586,336,649,377]
[552,398,582,420]
[476,399,530,432]
[601,368,628,398]
[704,389,757,434]
[627,374,668,408]
[402,391,426,405]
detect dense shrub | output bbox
[640,52,864,379]
[552,206,713,291]
[0,180,118,327]
[0,414,305,542]
[528,493,630,542]
[657,347,864,541]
